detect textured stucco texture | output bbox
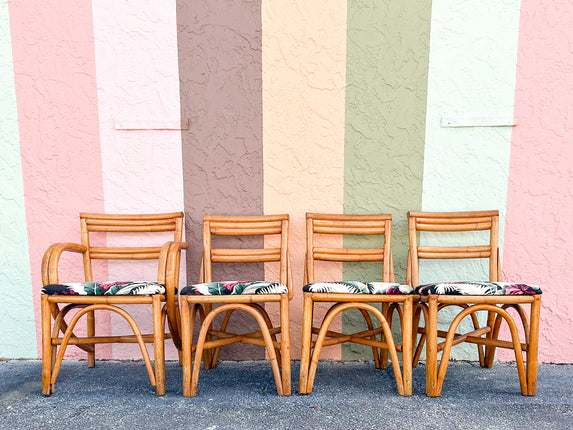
[504,0,573,363]
[93,0,185,360]
[8,0,107,359]
[342,0,431,359]
[0,1,36,358]
[420,0,520,360]
[178,0,265,359]
[263,0,347,359]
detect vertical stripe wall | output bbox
[2,1,573,364]
[8,0,107,359]
[420,0,521,359]
[92,0,185,360]
[177,0,265,359]
[0,1,36,358]
[343,0,431,359]
[504,0,573,363]
[263,0,347,359]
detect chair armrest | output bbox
[158,241,189,289]
[41,242,87,285]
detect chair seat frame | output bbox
[40,212,185,396]
[407,210,541,397]
[180,214,292,397]
[298,213,413,396]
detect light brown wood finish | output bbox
[298,213,413,396]
[407,210,541,397]
[40,212,185,396]
[180,214,292,397]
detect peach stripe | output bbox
[262,1,347,359]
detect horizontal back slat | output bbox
[415,221,492,232]
[211,248,282,263]
[314,247,384,262]
[90,247,162,260]
[87,225,177,233]
[417,245,492,259]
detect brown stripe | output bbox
[177,1,264,359]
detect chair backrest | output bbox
[406,210,500,287]
[79,212,184,282]
[201,214,291,297]
[305,213,394,284]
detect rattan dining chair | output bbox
[179,214,292,397]
[41,212,186,395]
[298,213,414,396]
[407,210,542,397]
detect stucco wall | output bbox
[1,0,572,365]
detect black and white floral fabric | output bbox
[42,281,166,296]
[180,281,288,296]
[303,281,413,295]
[415,281,542,296]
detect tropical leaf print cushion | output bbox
[415,281,542,296]
[180,281,288,295]
[42,281,166,296]
[303,281,413,294]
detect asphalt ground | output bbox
[1,360,572,429]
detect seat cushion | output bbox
[303,281,413,295]
[415,281,542,296]
[180,281,288,296]
[42,281,166,296]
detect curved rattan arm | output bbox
[41,242,87,285]
[159,241,188,349]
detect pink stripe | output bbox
[9,1,111,358]
[504,0,573,362]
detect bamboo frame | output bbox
[40,212,185,396]
[180,214,292,397]
[407,210,541,397]
[298,213,413,396]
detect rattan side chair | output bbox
[407,210,542,397]
[298,213,414,396]
[41,212,186,395]
[179,214,292,397]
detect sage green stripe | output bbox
[342,0,432,359]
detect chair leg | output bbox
[87,310,95,368]
[181,298,193,397]
[152,296,165,396]
[401,298,413,396]
[298,294,313,394]
[484,310,497,367]
[280,295,291,396]
[41,295,53,395]
[527,296,541,395]
[425,296,439,397]
[203,303,213,370]
[379,303,390,369]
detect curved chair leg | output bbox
[306,302,407,396]
[485,303,530,368]
[413,302,428,367]
[51,304,157,391]
[251,303,282,367]
[210,308,236,368]
[378,303,390,369]
[433,304,527,397]
[359,308,381,369]
[188,303,284,397]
